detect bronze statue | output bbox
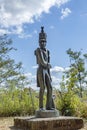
[35,27,55,110]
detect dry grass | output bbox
[0,117,86,130]
[0,117,21,130]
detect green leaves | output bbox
[55,48,87,117]
[66,48,87,97]
[0,34,27,88]
[0,88,38,116]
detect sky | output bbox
[0,0,87,89]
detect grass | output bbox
[0,117,21,130]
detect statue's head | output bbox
[39,26,47,49]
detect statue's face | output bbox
[40,41,46,49]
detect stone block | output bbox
[35,109,59,118]
[14,116,84,130]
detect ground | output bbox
[0,117,86,130]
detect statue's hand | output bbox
[47,63,52,68]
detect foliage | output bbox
[0,87,39,116]
[0,34,36,116]
[79,102,87,118]
[54,49,87,117]
[0,34,28,89]
[66,48,87,97]
[55,85,81,116]
[55,73,87,117]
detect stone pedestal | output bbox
[35,109,59,118]
[14,116,83,130]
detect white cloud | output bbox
[0,28,9,35]
[51,75,61,89]
[84,77,87,82]
[24,72,37,90]
[51,66,65,89]
[64,67,70,72]
[61,8,71,19]
[0,0,70,36]
[51,66,70,78]
[24,73,32,77]
[18,33,32,39]
[56,0,70,7]
[24,72,36,83]
[51,66,64,73]
[32,65,38,69]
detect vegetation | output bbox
[0,34,27,89]
[0,87,38,116]
[0,34,40,117]
[55,49,87,118]
[0,35,87,118]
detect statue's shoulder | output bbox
[36,48,41,52]
[34,48,40,55]
[36,47,40,51]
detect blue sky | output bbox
[0,0,87,89]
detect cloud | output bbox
[51,66,70,75]
[56,0,70,7]
[32,65,38,69]
[24,72,38,90]
[51,66,65,89]
[84,77,87,82]
[0,0,70,36]
[51,75,62,89]
[64,67,70,72]
[60,8,71,19]
[24,72,36,83]
[51,66,64,73]
[0,28,9,35]
[18,33,32,39]
[24,73,32,77]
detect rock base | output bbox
[14,116,83,130]
[35,109,59,118]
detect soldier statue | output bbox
[34,27,55,110]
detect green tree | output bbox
[56,49,87,116]
[66,48,87,98]
[0,34,27,89]
[55,75,80,116]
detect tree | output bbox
[66,48,87,97]
[0,34,27,89]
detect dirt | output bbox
[0,117,86,130]
[0,117,21,130]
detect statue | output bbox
[34,27,55,110]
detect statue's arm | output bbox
[35,48,48,67]
[47,50,52,81]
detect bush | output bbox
[75,101,87,118]
[56,90,82,116]
[0,88,38,116]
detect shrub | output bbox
[56,90,82,116]
[0,88,38,116]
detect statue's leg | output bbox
[52,96,55,108]
[45,75,55,109]
[38,74,45,109]
[39,86,45,109]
